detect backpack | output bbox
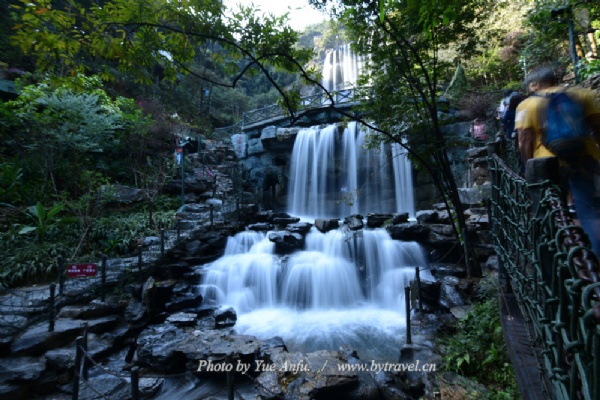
[540,91,589,160]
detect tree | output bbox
[308,0,494,277]
[522,0,599,81]
[10,0,314,115]
[0,75,148,200]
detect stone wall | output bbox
[232,120,494,213]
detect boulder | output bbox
[286,222,313,235]
[366,213,393,228]
[386,223,431,242]
[268,231,304,254]
[314,219,340,233]
[343,215,364,230]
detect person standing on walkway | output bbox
[515,65,600,257]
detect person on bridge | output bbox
[515,65,600,257]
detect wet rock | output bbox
[430,264,467,279]
[165,286,203,313]
[143,236,161,246]
[214,306,237,329]
[314,219,339,233]
[417,280,442,313]
[450,305,472,320]
[10,316,120,356]
[416,210,438,223]
[392,213,410,224]
[57,299,123,320]
[268,231,304,254]
[366,213,393,228]
[259,336,288,360]
[273,217,301,226]
[286,222,313,235]
[137,326,262,372]
[139,377,164,398]
[166,312,198,327]
[439,276,467,309]
[257,350,361,400]
[248,222,274,231]
[386,223,431,242]
[78,375,129,400]
[0,356,46,382]
[124,297,147,325]
[344,215,364,230]
[45,348,76,371]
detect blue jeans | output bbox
[562,158,600,258]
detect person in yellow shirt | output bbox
[515,65,600,257]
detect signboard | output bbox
[67,264,97,278]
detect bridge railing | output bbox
[214,88,367,137]
[488,140,600,400]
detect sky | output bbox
[223,0,328,31]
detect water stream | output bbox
[197,44,427,363]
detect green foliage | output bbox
[578,59,600,80]
[0,75,151,201]
[18,201,64,242]
[0,208,174,287]
[0,162,24,204]
[89,211,174,255]
[444,65,468,101]
[441,296,519,399]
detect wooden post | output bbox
[57,255,65,296]
[415,267,423,315]
[73,336,83,400]
[101,255,107,302]
[405,286,412,345]
[48,283,56,332]
[125,340,137,364]
[82,323,89,381]
[131,366,140,400]
[226,354,234,400]
[137,244,142,275]
[160,229,165,256]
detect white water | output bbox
[199,227,430,361]
[287,121,414,219]
[322,43,364,92]
[197,43,424,363]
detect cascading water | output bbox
[287,121,414,219]
[197,44,428,363]
[321,43,364,92]
[199,227,430,362]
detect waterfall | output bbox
[199,226,431,361]
[287,121,415,219]
[197,43,426,362]
[322,43,364,92]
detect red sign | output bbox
[67,264,97,278]
[175,147,182,153]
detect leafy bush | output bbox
[578,59,600,81]
[441,296,519,400]
[0,209,175,287]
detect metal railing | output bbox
[489,141,600,400]
[214,88,367,137]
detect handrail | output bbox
[214,88,367,136]
[489,141,600,400]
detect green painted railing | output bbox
[489,140,600,400]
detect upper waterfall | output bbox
[287,121,415,219]
[321,44,364,92]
